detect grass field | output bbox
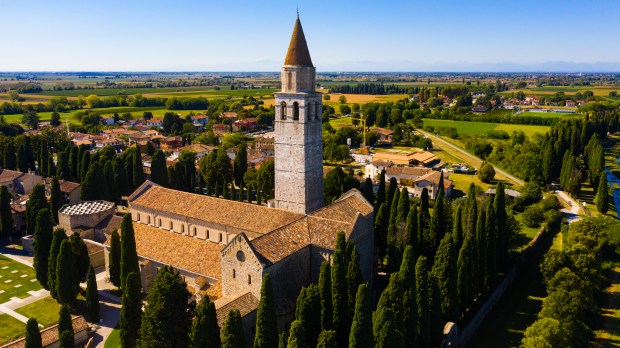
[594,267,620,347]
[422,118,550,139]
[519,111,578,118]
[15,297,61,327]
[0,314,24,345]
[0,255,42,303]
[501,86,620,98]
[105,328,121,348]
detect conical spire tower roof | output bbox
[284,17,313,67]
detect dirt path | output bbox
[417,129,525,186]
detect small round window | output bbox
[236,250,245,262]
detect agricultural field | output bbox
[422,118,550,139]
[518,111,579,118]
[0,255,42,303]
[501,86,620,98]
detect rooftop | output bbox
[4,315,88,348]
[215,292,259,327]
[59,200,115,216]
[284,17,313,67]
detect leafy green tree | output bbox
[189,295,221,348]
[26,184,48,235]
[50,111,62,126]
[120,214,140,291]
[595,171,609,214]
[140,266,196,348]
[318,261,333,330]
[150,150,169,187]
[48,228,67,299]
[0,186,13,237]
[349,283,373,348]
[56,239,79,304]
[416,256,431,348]
[316,330,337,348]
[286,320,307,348]
[255,273,278,348]
[58,304,74,348]
[86,265,100,322]
[120,272,142,348]
[133,145,145,188]
[221,310,246,348]
[49,178,62,223]
[521,318,569,348]
[25,317,42,348]
[331,232,349,347]
[478,162,495,183]
[33,208,53,289]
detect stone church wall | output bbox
[265,246,312,311]
[221,235,264,299]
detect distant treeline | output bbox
[0,82,43,93]
[329,83,411,95]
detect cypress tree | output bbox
[494,182,507,268]
[79,150,90,183]
[452,205,463,251]
[104,161,119,203]
[465,183,477,238]
[33,208,53,289]
[140,266,196,348]
[595,171,609,214]
[58,304,74,348]
[361,177,374,205]
[26,184,48,235]
[428,174,446,258]
[399,246,418,347]
[120,214,140,291]
[331,232,349,347]
[86,265,100,322]
[346,247,363,324]
[279,332,288,348]
[57,239,78,304]
[416,256,431,348]
[69,146,79,181]
[120,272,142,348]
[150,150,169,187]
[386,177,398,210]
[457,234,473,311]
[108,229,121,288]
[125,150,134,191]
[405,204,418,252]
[254,273,278,348]
[349,283,373,348]
[476,203,487,290]
[3,141,16,170]
[389,186,400,227]
[133,145,145,188]
[81,161,104,201]
[24,136,35,172]
[0,185,13,237]
[430,233,458,323]
[221,310,246,348]
[39,142,48,177]
[17,143,27,172]
[295,285,321,347]
[396,188,409,224]
[47,156,55,180]
[233,143,248,187]
[374,203,388,253]
[485,200,497,286]
[69,232,90,283]
[57,149,70,181]
[114,156,130,197]
[318,261,333,330]
[316,330,337,348]
[189,295,221,348]
[376,169,386,206]
[48,228,67,300]
[374,307,404,348]
[25,318,42,348]
[286,320,307,348]
[50,177,62,223]
[428,274,443,347]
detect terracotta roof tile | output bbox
[284,17,313,67]
[3,316,88,348]
[215,292,259,327]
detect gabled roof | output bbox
[284,17,313,67]
[215,292,259,327]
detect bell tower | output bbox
[274,15,324,214]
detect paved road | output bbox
[418,129,525,186]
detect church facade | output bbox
[104,16,374,338]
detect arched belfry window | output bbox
[293,102,300,121]
[281,102,287,120]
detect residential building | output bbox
[0,169,44,195]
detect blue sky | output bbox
[2,0,619,71]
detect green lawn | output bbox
[595,267,620,347]
[422,118,550,139]
[15,297,61,327]
[519,111,579,118]
[104,328,121,348]
[0,255,41,303]
[0,314,25,345]
[329,116,354,129]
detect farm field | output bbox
[501,86,620,98]
[422,118,550,138]
[518,111,578,118]
[0,255,42,303]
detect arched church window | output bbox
[293,102,299,120]
[181,225,185,233]
[281,102,287,120]
[192,227,197,236]
[287,72,293,90]
[147,216,151,224]
[158,219,161,227]
[248,274,252,284]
